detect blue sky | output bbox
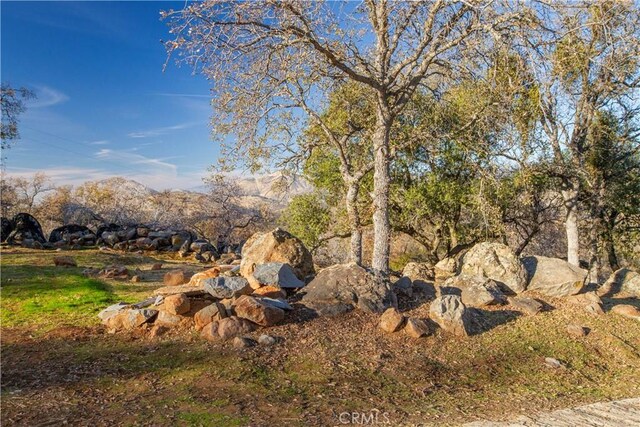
[1,1,217,190]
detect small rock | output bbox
[510,296,543,316]
[153,285,206,297]
[544,357,564,369]
[98,302,129,321]
[379,308,406,333]
[163,293,191,315]
[233,295,285,327]
[404,318,430,338]
[103,308,157,331]
[611,304,640,320]
[53,256,77,267]
[131,275,142,283]
[99,264,129,280]
[566,292,604,315]
[151,263,163,270]
[258,334,277,346]
[217,316,257,340]
[164,269,192,286]
[200,320,220,341]
[204,276,252,299]
[567,324,589,337]
[233,336,257,348]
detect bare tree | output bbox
[163,0,519,276]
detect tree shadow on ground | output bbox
[471,308,522,335]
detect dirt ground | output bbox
[2,248,640,426]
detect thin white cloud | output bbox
[127,122,197,138]
[89,140,109,145]
[28,85,69,108]
[94,148,178,174]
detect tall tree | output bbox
[518,1,640,266]
[1,84,35,158]
[163,0,518,276]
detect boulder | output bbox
[163,269,192,286]
[194,302,227,331]
[155,310,183,327]
[54,256,77,267]
[611,304,640,321]
[458,242,526,294]
[99,265,129,280]
[149,325,169,338]
[402,262,435,282]
[442,275,506,307]
[429,295,476,337]
[301,263,397,316]
[217,316,257,340]
[153,285,207,297]
[510,296,543,316]
[257,297,293,311]
[151,263,163,270]
[233,295,285,326]
[252,285,287,299]
[103,308,157,331]
[48,224,94,244]
[599,268,640,297]
[404,318,431,338]
[200,320,220,341]
[240,228,314,288]
[434,257,458,282]
[523,256,586,297]
[163,293,191,315]
[101,232,120,247]
[251,262,305,289]
[379,308,406,333]
[187,267,221,286]
[98,302,129,321]
[204,276,252,299]
[6,213,46,244]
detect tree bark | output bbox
[561,181,580,266]
[371,107,391,275]
[345,179,363,265]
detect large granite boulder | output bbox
[252,262,305,289]
[6,213,46,244]
[599,268,640,297]
[240,228,314,288]
[301,263,397,316]
[204,276,252,299]
[523,256,586,297]
[49,224,93,243]
[402,262,434,282]
[458,242,526,294]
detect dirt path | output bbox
[466,398,640,426]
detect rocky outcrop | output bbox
[599,268,640,297]
[442,275,506,307]
[240,228,314,288]
[523,256,586,297]
[301,263,397,316]
[5,213,46,245]
[49,224,96,246]
[458,242,527,294]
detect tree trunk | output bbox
[561,181,580,266]
[371,108,391,275]
[345,180,362,265]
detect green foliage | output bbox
[280,193,331,250]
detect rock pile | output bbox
[1,213,47,247]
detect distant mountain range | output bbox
[94,172,312,208]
